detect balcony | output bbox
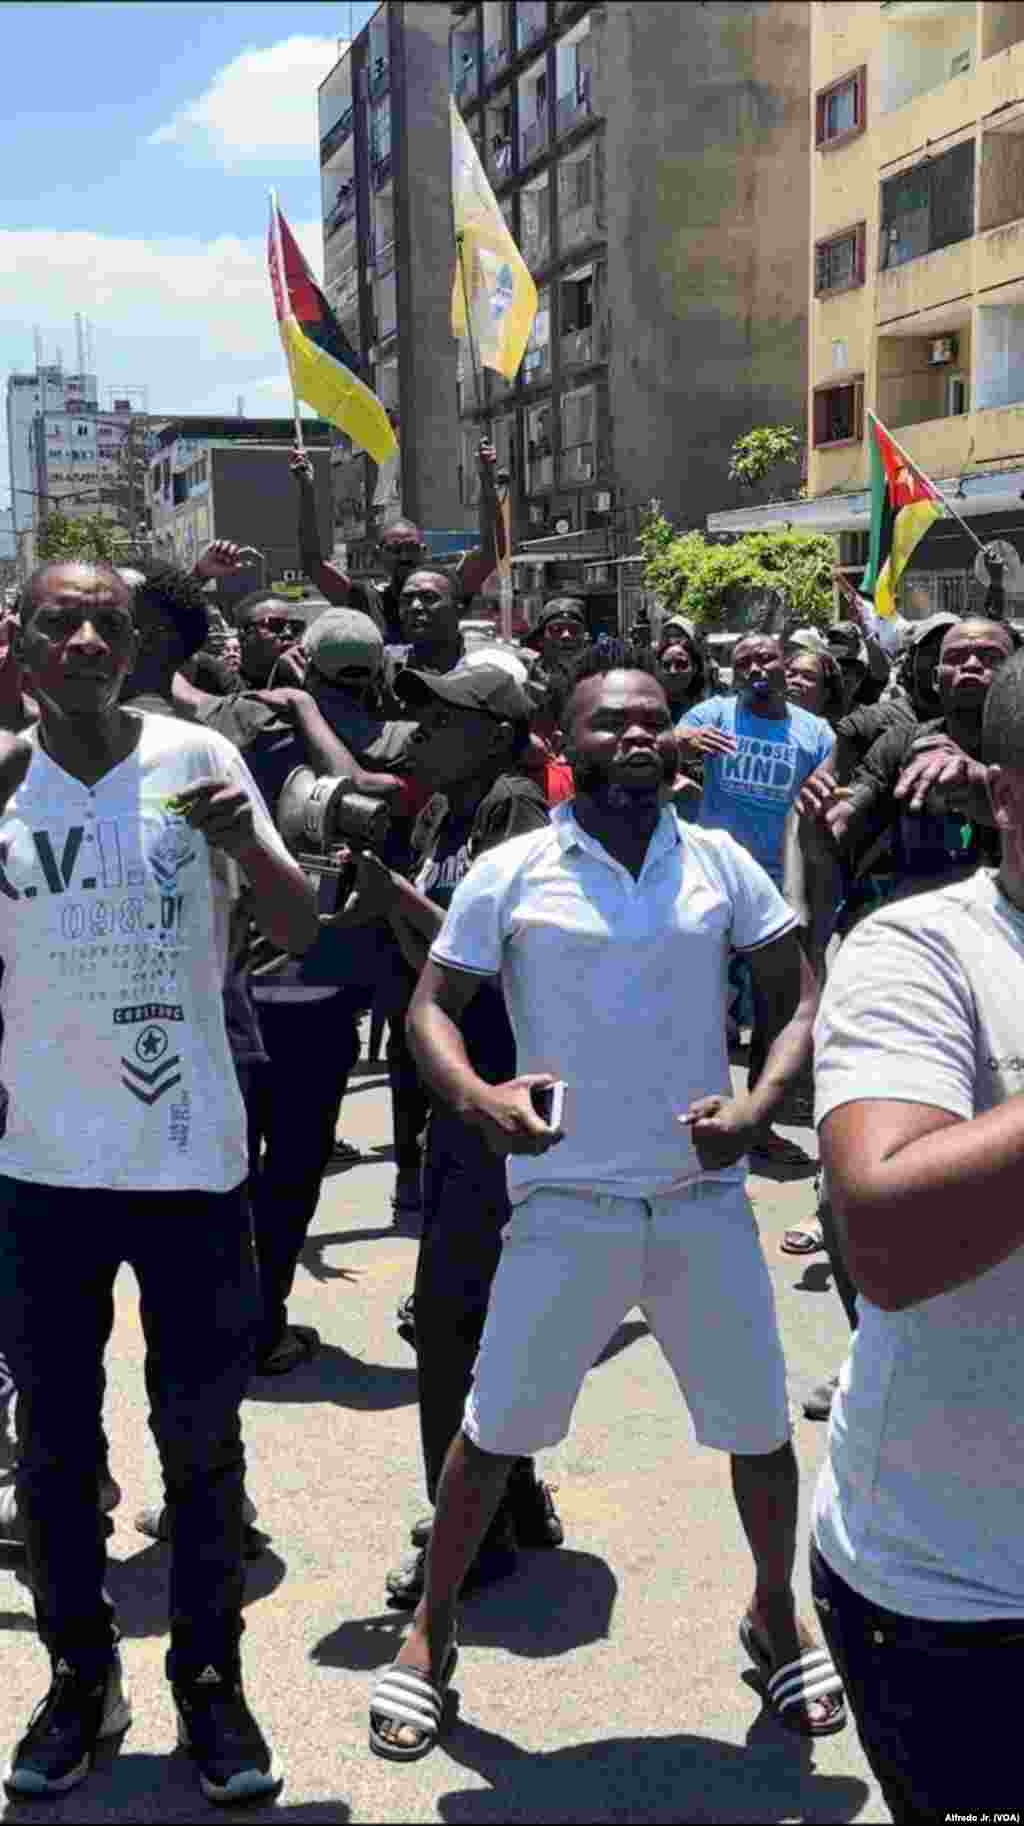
[976,298,1024,409]
[877,0,976,117]
[876,315,971,431]
[520,115,549,165]
[556,73,593,137]
[325,190,357,238]
[320,106,354,165]
[515,2,548,56]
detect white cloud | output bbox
[0,221,328,504]
[149,35,344,169]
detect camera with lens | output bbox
[276,767,392,914]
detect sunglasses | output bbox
[248,617,306,639]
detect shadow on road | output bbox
[436,1718,869,1825]
[246,1342,417,1413]
[299,1227,403,1281]
[313,1549,617,1675]
[793,1260,835,1295]
[0,1744,351,1824]
[102,1540,287,1641]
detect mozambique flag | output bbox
[861,411,943,618]
[267,195,397,466]
[450,100,537,381]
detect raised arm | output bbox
[290,446,359,609]
[455,440,501,602]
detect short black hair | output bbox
[562,641,664,728]
[133,562,210,660]
[982,648,1024,769]
[17,558,128,628]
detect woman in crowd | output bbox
[659,616,713,818]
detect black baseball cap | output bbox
[393,664,533,723]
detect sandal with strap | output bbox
[369,1636,457,1763]
[780,1223,824,1256]
[738,1617,846,1737]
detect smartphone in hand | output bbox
[530,1081,567,1131]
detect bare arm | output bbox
[682,930,817,1167]
[821,1097,1024,1311]
[458,440,501,601]
[256,687,405,796]
[174,778,318,955]
[408,959,561,1155]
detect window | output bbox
[519,57,548,165]
[520,170,551,270]
[451,16,478,99]
[516,1,548,56]
[880,139,975,270]
[555,15,593,136]
[560,383,596,482]
[815,66,867,149]
[525,400,554,491]
[375,355,399,414]
[373,182,395,268]
[371,98,392,170]
[814,223,866,295]
[486,90,514,178]
[376,271,397,342]
[460,425,482,506]
[483,2,510,76]
[812,378,864,447]
[561,262,601,367]
[522,287,550,380]
[558,140,600,250]
[368,13,389,95]
[946,371,969,415]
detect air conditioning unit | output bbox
[529,505,546,525]
[929,335,958,366]
[594,490,612,512]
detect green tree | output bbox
[728,425,802,495]
[639,509,836,634]
[35,511,120,565]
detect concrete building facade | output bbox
[318,2,468,565]
[711,0,1024,619]
[449,0,811,625]
[6,365,98,545]
[146,416,333,603]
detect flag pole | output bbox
[456,232,489,429]
[269,189,306,455]
[868,410,985,557]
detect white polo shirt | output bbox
[0,711,287,1193]
[430,804,797,1203]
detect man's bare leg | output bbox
[373,1431,514,1751]
[731,1441,841,1730]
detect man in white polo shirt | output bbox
[367,646,844,1760]
[811,647,1024,1822]
[0,560,316,1805]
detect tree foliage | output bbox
[639,510,836,633]
[728,425,802,493]
[35,511,120,565]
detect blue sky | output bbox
[1,1,379,505]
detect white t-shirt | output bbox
[813,868,1024,1619]
[0,711,288,1192]
[430,804,797,1203]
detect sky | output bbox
[1,1,380,508]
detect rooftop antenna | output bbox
[33,326,43,373]
[237,394,245,417]
[75,312,86,378]
[85,319,95,375]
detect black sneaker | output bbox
[4,1651,131,1796]
[385,1528,518,1611]
[173,1666,281,1805]
[507,1475,564,1549]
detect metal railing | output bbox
[320,106,354,165]
[520,117,549,164]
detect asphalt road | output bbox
[0,1049,885,1825]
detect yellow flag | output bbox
[450,99,537,382]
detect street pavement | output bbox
[0,1046,885,1825]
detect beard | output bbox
[572,749,676,811]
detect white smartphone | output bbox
[530,1080,567,1131]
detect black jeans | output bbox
[415,1116,535,1531]
[0,1175,260,1680]
[810,1542,1024,1822]
[247,993,360,1356]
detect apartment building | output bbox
[448,0,811,626]
[710,0,1024,618]
[146,416,333,601]
[318,2,468,565]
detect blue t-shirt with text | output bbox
[679,695,833,885]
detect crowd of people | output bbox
[0,442,1017,1822]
